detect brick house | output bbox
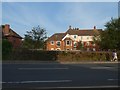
[1,24,22,48]
[46,26,102,51]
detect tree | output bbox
[23,25,47,49]
[99,17,120,50]
[77,41,84,50]
[2,39,13,59]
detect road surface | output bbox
[2,61,120,89]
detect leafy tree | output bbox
[77,41,84,50]
[99,17,120,50]
[23,25,47,49]
[2,39,13,59]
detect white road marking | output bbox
[90,67,115,69]
[23,86,119,89]
[2,80,72,84]
[18,68,69,70]
[56,85,119,88]
[108,79,118,81]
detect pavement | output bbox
[1,61,120,90]
[2,60,120,64]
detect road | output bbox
[2,62,120,90]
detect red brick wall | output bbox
[7,36,22,48]
[46,40,74,50]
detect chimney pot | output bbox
[94,26,96,29]
[69,25,71,29]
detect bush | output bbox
[5,49,59,61]
[3,49,119,62]
[2,39,13,60]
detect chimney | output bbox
[4,24,10,34]
[94,26,96,30]
[69,25,71,29]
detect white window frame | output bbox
[87,37,89,39]
[66,40,72,46]
[81,36,83,40]
[56,41,61,47]
[74,42,77,47]
[93,44,96,46]
[86,42,89,46]
[51,48,54,50]
[74,35,77,39]
[50,41,54,45]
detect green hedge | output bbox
[5,49,58,61]
[2,49,120,61]
[58,51,113,62]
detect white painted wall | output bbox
[70,35,94,42]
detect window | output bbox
[87,37,89,39]
[50,41,54,45]
[74,35,77,39]
[74,42,77,47]
[66,40,71,46]
[93,44,95,46]
[66,48,70,50]
[86,42,89,46]
[81,36,83,40]
[56,41,61,47]
[51,48,54,50]
[93,48,96,51]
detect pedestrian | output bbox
[111,50,118,61]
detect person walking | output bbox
[112,50,118,61]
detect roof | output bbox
[1,25,22,39]
[47,26,103,41]
[47,33,66,41]
[66,29,102,36]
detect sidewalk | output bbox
[2,60,120,64]
[60,61,120,64]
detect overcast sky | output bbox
[2,1,118,37]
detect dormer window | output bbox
[87,37,89,39]
[74,35,77,39]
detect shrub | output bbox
[2,39,13,60]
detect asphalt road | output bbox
[2,62,120,90]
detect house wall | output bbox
[2,24,22,48]
[7,37,22,48]
[46,40,74,51]
[70,35,93,42]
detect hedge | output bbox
[3,49,120,62]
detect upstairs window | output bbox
[74,35,77,39]
[66,40,71,46]
[87,37,89,39]
[81,36,83,40]
[56,41,61,47]
[50,41,54,45]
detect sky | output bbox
[1,1,119,37]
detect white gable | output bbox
[62,34,74,41]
